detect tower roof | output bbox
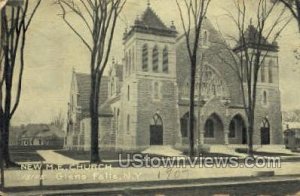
[233,24,278,52]
[123,6,177,41]
[139,7,170,31]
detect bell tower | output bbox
[233,24,282,145]
[119,4,180,149]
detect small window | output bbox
[132,48,135,72]
[203,30,209,46]
[263,91,267,105]
[268,60,273,83]
[142,44,148,71]
[154,82,160,99]
[125,53,128,76]
[261,64,265,83]
[183,82,189,97]
[128,50,131,75]
[152,45,159,72]
[127,114,130,134]
[163,46,169,73]
[127,85,130,101]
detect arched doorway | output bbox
[229,115,247,144]
[204,113,224,144]
[261,118,270,145]
[150,114,163,145]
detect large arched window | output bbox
[268,60,273,83]
[142,44,148,71]
[163,46,169,73]
[152,45,159,72]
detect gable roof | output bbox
[75,72,111,116]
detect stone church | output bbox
[65,5,283,151]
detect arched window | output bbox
[127,114,130,134]
[154,82,160,99]
[263,91,267,105]
[163,46,169,73]
[152,45,159,72]
[268,60,273,83]
[142,44,148,71]
[204,119,214,138]
[261,64,265,83]
[152,113,163,126]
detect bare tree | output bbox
[276,0,300,31]
[0,0,41,168]
[56,0,125,163]
[215,0,291,156]
[176,0,211,157]
[51,110,65,130]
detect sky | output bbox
[9,0,300,126]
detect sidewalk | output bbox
[37,150,81,164]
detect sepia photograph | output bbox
[0,0,300,195]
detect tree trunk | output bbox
[189,58,197,158]
[0,114,4,188]
[90,74,101,163]
[247,112,254,157]
[2,118,11,166]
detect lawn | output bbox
[55,150,166,161]
[235,148,294,157]
[10,150,45,162]
[183,151,237,158]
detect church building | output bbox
[65,4,283,151]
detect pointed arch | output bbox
[152,45,159,72]
[142,44,148,71]
[163,46,169,73]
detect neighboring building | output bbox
[10,124,65,148]
[65,4,283,151]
